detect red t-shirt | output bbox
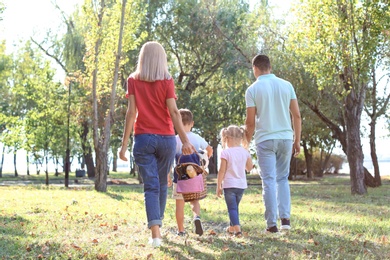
[126,77,177,135]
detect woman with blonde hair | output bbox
[216,125,253,237]
[119,41,195,247]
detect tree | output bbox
[82,0,144,191]
[289,0,390,194]
[363,58,390,186]
[0,41,13,177]
[154,0,257,173]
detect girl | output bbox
[216,125,253,237]
[119,41,195,247]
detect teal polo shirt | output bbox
[245,74,297,144]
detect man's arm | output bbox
[245,107,256,143]
[290,99,301,157]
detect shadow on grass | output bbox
[0,214,29,258]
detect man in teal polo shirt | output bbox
[245,54,301,233]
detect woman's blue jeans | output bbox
[224,188,245,226]
[133,134,176,229]
[256,139,292,228]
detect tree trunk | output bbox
[302,97,377,188]
[54,158,59,176]
[13,152,18,177]
[112,149,117,172]
[302,141,313,179]
[80,120,95,178]
[289,156,297,180]
[95,145,108,192]
[368,122,381,186]
[93,0,126,191]
[26,153,30,175]
[45,151,49,186]
[0,145,5,177]
[344,93,366,195]
[210,137,219,175]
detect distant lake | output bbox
[340,160,390,176]
[1,146,389,176]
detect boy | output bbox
[172,109,213,236]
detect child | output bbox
[216,125,253,237]
[119,42,195,247]
[173,109,213,236]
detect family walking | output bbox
[119,41,301,247]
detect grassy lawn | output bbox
[0,173,389,259]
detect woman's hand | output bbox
[119,146,128,161]
[181,141,196,155]
[216,187,223,198]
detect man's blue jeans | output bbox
[256,139,292,228]
[224,188,245,226]
[133,134,176,229]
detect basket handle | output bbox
[177,152,204,168]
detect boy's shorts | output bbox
[172,183,184,200]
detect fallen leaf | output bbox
[26,245,31,252]
[97,253,108,260]
[113,225,118,231]
[71,244,82,250]
[222,246,229,251]
[92,238,99,244]
[208,229,216,236]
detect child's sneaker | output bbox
[280,218,291,231]
[177,231,187,237]
[193,216,204,236]
[148,238,162,247]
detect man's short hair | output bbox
[179,109,193,125]
[252,54,271,71]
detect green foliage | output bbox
[0,1,4,22]
[153,0,257,153]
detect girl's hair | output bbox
[131,41,171,81]
[220,125,249,149]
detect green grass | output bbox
[0,174,389,259]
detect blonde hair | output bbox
[220,125,249,149]
[132,41,171,81]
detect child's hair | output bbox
[220,125,249,149]
[132,41,171,81]
[179,108,193,126]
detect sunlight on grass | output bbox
[0,175,389,259]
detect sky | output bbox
[1,0,83,51]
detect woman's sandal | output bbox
[226,227,234,235]
[235,231,242,238]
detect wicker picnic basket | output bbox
[175,153,208,202]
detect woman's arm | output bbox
[119,95,137,161]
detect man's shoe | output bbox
[193,216,204,236]
[280,218,291,231]
[265,226,279,233]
